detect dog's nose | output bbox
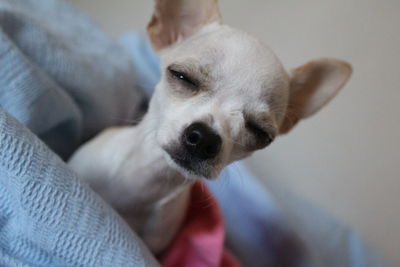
[182,122,222,160]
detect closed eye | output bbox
[245,120,273,146]
[168,68,199,88]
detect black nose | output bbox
[182,122,222,160]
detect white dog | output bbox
[69,0,352,254]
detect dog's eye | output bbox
[168,69,198,88]
[246,121,273,146]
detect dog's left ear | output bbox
[279,58,352,134]
[147,0,222,51]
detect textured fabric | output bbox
[0,0,156,266]
[160,182,240,267]
[0,110,158,266]
[0,0,146,159]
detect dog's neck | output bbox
[69,109,196,253]
[92,112,194,214]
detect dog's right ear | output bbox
[147,0,222,51]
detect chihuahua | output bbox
[69,0,352,254]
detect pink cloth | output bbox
[160,182,241,267]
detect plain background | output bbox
[70,0,400,265]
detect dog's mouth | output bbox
[169,154,197,174]
[163,148,213,179]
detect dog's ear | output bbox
[147,0,222,51]
[279,58,352,134]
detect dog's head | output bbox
[146,0,352,179]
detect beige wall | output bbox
[71,0,400,264]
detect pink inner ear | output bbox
[290,59,352,119]
[147,0,222,51]
[280,59,352,134]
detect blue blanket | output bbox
[0,0,392,266]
